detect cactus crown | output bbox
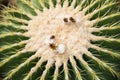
[0,0,120,80]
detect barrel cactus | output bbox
[0,0,120,80]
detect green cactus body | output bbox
[0,0,120,80]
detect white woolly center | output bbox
[24,7,92,63]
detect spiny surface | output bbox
[0,0,120,80]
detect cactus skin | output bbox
[0,0,120,80]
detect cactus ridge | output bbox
[0,0,120,80]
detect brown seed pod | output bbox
[49,43,57,50]
[69,17,76,23]
[50,35,55,39]
[63,18,68,23]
